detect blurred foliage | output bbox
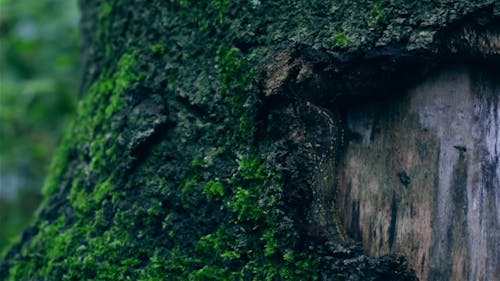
[0,0,80,252]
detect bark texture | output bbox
[1,1,499,280]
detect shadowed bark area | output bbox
[1,1,499,280]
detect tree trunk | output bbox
[1,1,499,280]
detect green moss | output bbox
[69,179,92,214]
[6,215,74,280]
[215,46,253,105]
[283,249,295,263]
[99,2,113,19]
[231,187,263,221]
[66,52,142,214]
[43,51,141,205]
[236,155,267,181]
[114,52,143,93]
[204,179,225,201]
[151,44,166,54]
[97,2,114,55]
[369,1,388,26]
[190,156,206,169]
[187,150,318,279]
[262,229,279,257]
[93,175,114,203]
[331,32,352,48]
[182,175,200,195]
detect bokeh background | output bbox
[0,0,80,252]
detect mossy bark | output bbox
[1,1,499,280]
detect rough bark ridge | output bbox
[1,1,499,280]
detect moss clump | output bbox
[151,44,166,54]
[331,32,352,49]
[368,1,388,26]
[204,179,225,201]
[43,52,142,198]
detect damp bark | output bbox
[336,64,500,281]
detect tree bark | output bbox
[1,1,499,280]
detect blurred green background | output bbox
[0,0,80,252]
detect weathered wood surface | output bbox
[337,65,499,281]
